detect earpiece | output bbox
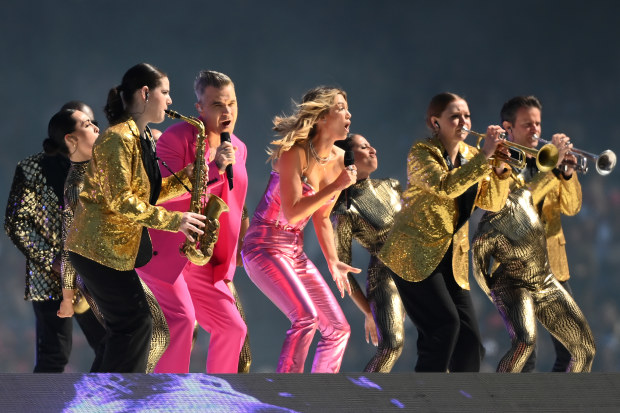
[434,121,439,128]
[145,91,149,101]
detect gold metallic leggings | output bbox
[364,261,405,372]
[491,277,595,372]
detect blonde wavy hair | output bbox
[267,86,347,161]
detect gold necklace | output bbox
[309,140,333,165]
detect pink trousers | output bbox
[184,262,247,373]
[138,263,246,374]
[242,224,350,373]
[136,271,195,373]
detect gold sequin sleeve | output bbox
[475,166,512,212]
[61,161,89,290]
[61,193,78,290]
[525,169,581,214]
[403,143,492,202]
[158,169,192,205]
[61,210,76,290]
[557,173,582,216]
[526,169,581,281]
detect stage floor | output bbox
[1,372,620,412]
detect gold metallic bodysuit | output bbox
[472,186,595,372]
[61,160,170,373]
[332,178,405,372]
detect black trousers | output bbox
[521,280,574,372]
[32,299,72,372]
[69,252,152,373]
[74,307,107,371]
[392,265,483,372]
[31,300,105,372]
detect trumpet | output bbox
[461,126,559,172]
[534,134,616,176]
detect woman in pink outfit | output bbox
[136,70,248,373]
[242,86,360,373]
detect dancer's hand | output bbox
[329,260,361,298]
[57,298,74,318]
[365,313,379,346]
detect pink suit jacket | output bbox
[138,120,248,290]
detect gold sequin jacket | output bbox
[378,137,510,288]
[65,119,191,271]
[517,168,581,282]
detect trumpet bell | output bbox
[535,144,559,173]
[596,150,616,176]
[534,134,616,176]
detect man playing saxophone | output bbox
[136,70,250,373]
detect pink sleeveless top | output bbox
[251,171,319,232]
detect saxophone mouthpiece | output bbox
[165,109,181,119]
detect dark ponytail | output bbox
[104,63,167,125]
[44,108,76,156]
[104,85,126,125]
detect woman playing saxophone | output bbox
[65,63,206,373]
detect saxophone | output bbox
[165,109,229,266]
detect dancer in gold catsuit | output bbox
[472,180,595,372]
[498,95,586,372]
[332,134,405,372]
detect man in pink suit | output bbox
[137,70,249,373]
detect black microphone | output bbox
[344,149,355,209]
[220,132,233,190]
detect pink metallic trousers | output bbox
[242,224,350,373]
